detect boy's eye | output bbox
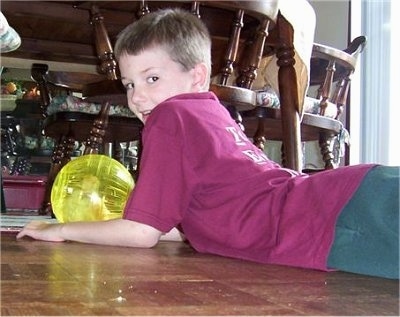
[147,76,159,83]
[124,83,134,90]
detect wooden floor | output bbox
[1,232,399,316]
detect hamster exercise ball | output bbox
[51,154,134,223]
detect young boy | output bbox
[17,8,399,279]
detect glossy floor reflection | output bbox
[1,232,398,316]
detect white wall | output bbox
[308,0,349,48]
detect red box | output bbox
[3,175,47,211]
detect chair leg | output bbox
[40,134,75,215]
[84,102,110,155]
[253,118,266,151]
[318,133,335,170]
[275,12,303,172]
[112,141,123,163]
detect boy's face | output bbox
[119,46,205,124]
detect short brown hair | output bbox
[114,8,211,76]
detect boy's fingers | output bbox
[16,221,43,239]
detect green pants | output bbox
[327,166,399,279]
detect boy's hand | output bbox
[16,221,65,242]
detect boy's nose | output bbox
[129,89,146,105]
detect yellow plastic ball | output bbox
[51,154,134,223]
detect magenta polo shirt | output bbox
[123,92,373,271]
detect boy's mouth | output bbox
[141,111,151,123]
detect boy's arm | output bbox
[16,218,163,248]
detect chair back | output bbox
[307,36,367,120]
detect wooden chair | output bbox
[30,4,145,215]
[241,36,366,171]
[301,36,366,170]
[205,2,305,172]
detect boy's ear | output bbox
[192,62,209,90]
